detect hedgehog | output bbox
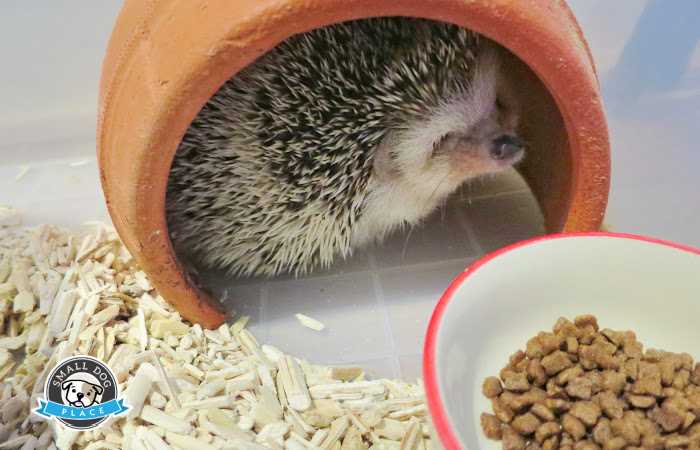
[166,17,525,277]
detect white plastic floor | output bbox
[1,0,699,380]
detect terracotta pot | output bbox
[98,0,610,329]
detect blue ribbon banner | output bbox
[35,399,128,420]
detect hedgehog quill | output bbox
[167,17,525,277]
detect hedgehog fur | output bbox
[166,17,522,277]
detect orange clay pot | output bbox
[98,0,610,329]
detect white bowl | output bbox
[423,232,700,450]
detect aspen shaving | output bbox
[0,215,437,450]
[294,313,325,331]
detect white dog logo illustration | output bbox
[36,355,128,430]
[62,379,103,408]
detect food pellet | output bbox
[480,315,700,450]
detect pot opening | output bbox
[164,16,567,317]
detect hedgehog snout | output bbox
[490,134,524,161]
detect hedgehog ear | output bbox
[372,132,401,182]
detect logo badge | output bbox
[34,355,128,430]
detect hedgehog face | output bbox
[431,96,524,178]
[430,44,524,182]
[373,45,524,194]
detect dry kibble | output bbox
[663,387,683,398]
[502,388,547,412]
[580,343,621,371]
[515,358,531,373]
[545,399,571,414]
[542,435,560,450]
[561,434,574,447]
[634,377,663,397]
[602,437,626,450]
[652,405,685,432]
[527,337,547,359]
[601,329,624,346]
[691,364,700,385]
[597,391,625,420]
[643,349,664,362]
[493,398,516,423]
[601,371,627,395]
[482,413,504,440]
[562,414,587,440]
[554,318,581,338]
[623,358,640,381]
[683,412,697,431]
[689,397,700,419]
[524,388,548,404]
[666,435,691,448]
[512,413,542,435]
[627,394,657,409]
[592,419,612,445]
[557,366,585,385]
[584,372,603,395]
[481,316,700,450]
[510,351,528,368]
[502,391,529,412]
[623,339,644,359]
[566,377,593,400]
[679,354,694,370]
[531,404,556,422]
[639,360,662,378]
[660,359,677,387]
[689,423,700,437]
[574,316,599,332]
[504,426,527,450]
[673,370,691,390]
[548,378,567,398]
[542,352,575,376]
[527,333,562,359]
[504,372,532,392]
[528,359,548,387]
[484,376,504,398]
[570,401,602,427]
[535,423,561,444]
[574,440,600,450]
[611,414,641,446]
[566,338,579,355]
[559,442,574,450]
[578,326,598,345]
[633,363,664,397]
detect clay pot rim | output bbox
[98,0,609,331]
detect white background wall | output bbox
[0,2,121,163]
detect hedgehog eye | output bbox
[496,98,504,111]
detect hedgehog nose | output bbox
[490,135,524,160]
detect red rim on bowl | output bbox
[422,231,700,450]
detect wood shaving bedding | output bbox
[295,314,325,332]
[14,166,30,182]
[0,210,439,450]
